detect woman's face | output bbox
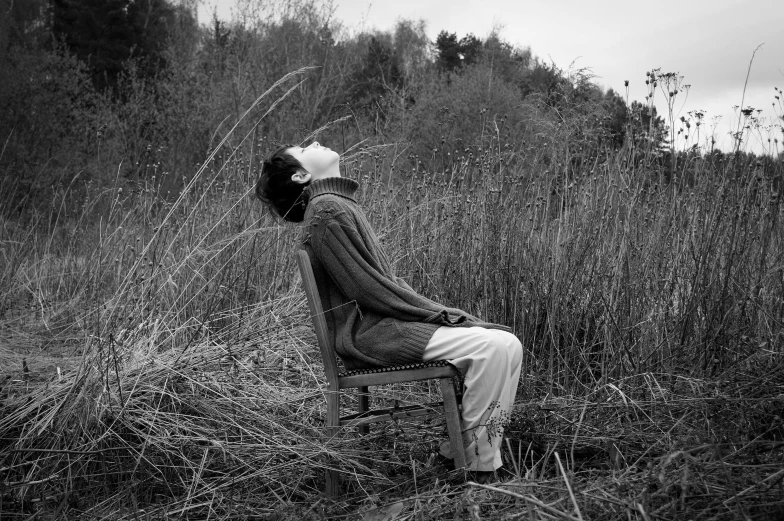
[288,141,340,183]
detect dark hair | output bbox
[254,145,310,223]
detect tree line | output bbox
[0,0,672,213]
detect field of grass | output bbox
[1,74,783,520]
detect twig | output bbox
[722,467,784,507]
[468,482,582,521]
[9,447,130,455]
[570,402,588,472]
[635,502,652,521]
[734,44,764,153]
[554,452,584,521]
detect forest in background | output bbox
[1,0,783,519]
[2,0,742,214]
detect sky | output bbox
[199,0,784,154]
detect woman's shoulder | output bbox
[301,195,353,238]
[306,193,357,221]
[301,196,359,245]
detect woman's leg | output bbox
[422,326,523,471]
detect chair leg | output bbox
[358,386,370,435]
[440,377,467,469]
[325,390,340,495]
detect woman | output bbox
[255,141,523,478]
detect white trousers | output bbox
[422,326,523,471]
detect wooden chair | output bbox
[295,250,467,495]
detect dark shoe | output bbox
[468,467,516,485]
[434,453,455,471]
[469,470,497,485]
[494,466,518,482]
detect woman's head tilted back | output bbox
[255,145,309,222]
[255,142,341,223]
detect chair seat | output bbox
[338,359,462,389]
[338,359,452,378]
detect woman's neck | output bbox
[305,177,359,202]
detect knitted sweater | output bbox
[300,177,510,370]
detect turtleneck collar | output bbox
[304,177,359,203]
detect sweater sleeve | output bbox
[309,206,462,324]
[395,276,416,293]
[395,275,485,322]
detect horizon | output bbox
[199,0,784,155]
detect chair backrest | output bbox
[295,249,340,388]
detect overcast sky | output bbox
[200,0,783,154]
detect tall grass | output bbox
[1,72,783,519]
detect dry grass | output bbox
[1,71,783,520]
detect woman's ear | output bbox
[291,171,311,184]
